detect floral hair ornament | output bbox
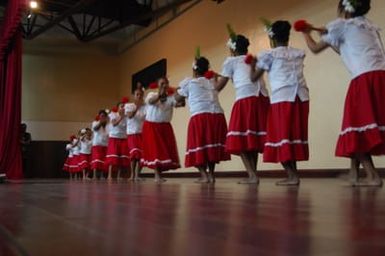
[260,17,274,38]
[121,96,129,104]
[293,19,326,33]
[95,115,100,121]
[148,82,158,89]
[342,0,356,13]
[111,106,118,113]
[226,23,237,50]
[80,128,87,134]
[192,46,200,70]
[204,70,216,79]
[105,109,110,114]
[244,54,255,65]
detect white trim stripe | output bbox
[140,159,179,166]
[129,148,142,154]
[106,154,130,159]
[227,130,267,137]
[340,123,385,136]
[91,160,105,164]
[185,143,226,155]
[265,139,308,148]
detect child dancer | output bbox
[125,86,146,182]
[141,77,181,183]
[215,27,270,184]
[300,0,384,186]
[63,135,76,178]
[79,128,93,180]
[250,20,309,186]
[175,53,230,183]
[91,110,109,180]
[72,132,81,179]
[106,98,130,180]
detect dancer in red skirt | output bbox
[250,20,309,186]
[72,132,81,179]
[79,128,93,180]
[175,55,230,183]
[301,0,384,186]
[106,98,130,180]
[125,85,146,182]
[215,28,270,184]
[141,77,181,183]
[91,110,109,180]
[63,135,77,178]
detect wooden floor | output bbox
[1,178,385,256]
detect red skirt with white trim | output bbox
[263,98,309,163]
[91,146,107,171]
[78,153,91,170]
[141,121,180,171]
[336,70,385,157]
[105,138,130,167]
[185,113,231,167]
[63,156,72,172]
[127,134,143,160]
[226,95,270,155]
[71,155,81,173]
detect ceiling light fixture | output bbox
[29,1,38,9]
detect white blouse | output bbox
[66,144,73,157]
[108,112,127,139]
[178,77,224,116]
[125,103,146,135]
[72,140,80,156]
[322,17,385,79]
[92,121,109,146]
[145,92,175,123]
[257,46,309,104]
[221,55,269,100]
[80,139,92,154]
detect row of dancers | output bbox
[64,0,385,186]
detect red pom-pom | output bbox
[244,54,255,64]
[111,106,118,113]
[204,70,215,79]
[167,87,176,95]
[121,96,129,104]
[95,115,100,121]
[294,19,310,32]
[149,82,158,89]
[70,135,76,141]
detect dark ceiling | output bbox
[0,0,225,43]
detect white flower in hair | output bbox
[264,27,275,38]
[105,109,110,114]
[81,128,86,134]
[342,0,355,13]
[226,38,237,51]
[192,61,198,70]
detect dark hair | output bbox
[194,57,210,76]
[338,0,370,17]
[271,20,291,43]
[98,110,107,116]
[235,34,249,55]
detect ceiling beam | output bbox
[81,0,195,42]
[24,0,96,40]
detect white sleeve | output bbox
[177,78,191,97]
[108,112,118,122]
[92,121,99,130]
[322,18,345,49]
[221,57,234,78]
[257,51,273,71]
[145,92,158,104]
[66,144,72,151]
[124,103,137,114]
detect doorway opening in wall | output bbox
[131,59,167,93]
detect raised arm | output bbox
[302,32,330,54]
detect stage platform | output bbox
[0,178,384,255]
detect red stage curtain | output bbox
[0,0,26,179]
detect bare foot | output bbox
[276,178,300,186]
[155,178,167,184]
[194,178,209,184]
[351,178,383,187]
[238,177,259,184]
[107,176,113,181]
[134,177,144,182]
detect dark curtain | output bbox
[0,0,26,179]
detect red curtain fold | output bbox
[0,0,26,179]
